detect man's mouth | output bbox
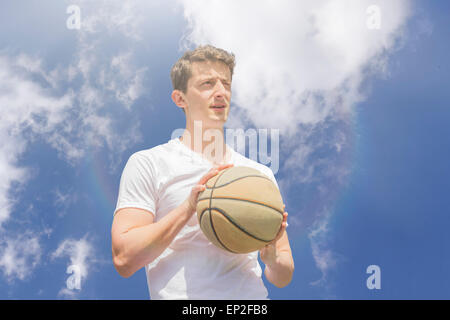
[210,104,226,109]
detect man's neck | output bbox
[179,122,231,165]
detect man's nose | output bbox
[214,80,228,98]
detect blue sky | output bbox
[0,0,449,299]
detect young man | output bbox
[111,45,294,299]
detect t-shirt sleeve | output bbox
[262,167,280,191]
[114,152,158,217]
[261,167,289,227]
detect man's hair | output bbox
[170,44,236,95]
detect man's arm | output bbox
[111,164,233,278]
[260,209,294,288]
[112,202,192,278]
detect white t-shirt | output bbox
[114,137,280,300]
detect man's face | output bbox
[182,60,231,128]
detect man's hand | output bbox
[259,204,294,288]
[184,163,234,215]
[260,204,288,267]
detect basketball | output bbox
[196,166,284,254]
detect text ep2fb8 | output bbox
[182,304,269,317]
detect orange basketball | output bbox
[196,166,284,254]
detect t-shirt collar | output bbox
[170,136,235,166]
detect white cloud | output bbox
[0,0,167,287]
[70,0,151,110]
[51,236,94,280]
[179,0,410,132]
[104,51,147,109]
[0,54,73,227]
[0,233,42,282]
[0,1,149,226]
[57,287,79,299]
[308,213,337,286]
[51,236,96,298]
[53,188,78,218]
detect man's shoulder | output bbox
[130,139,176,160]
[123,140,180,181]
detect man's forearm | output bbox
[115,201,194,277]
[264,250,294,288]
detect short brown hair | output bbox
[170,45,236,94]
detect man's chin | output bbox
[189,117,227,128]
[208,118,227,130]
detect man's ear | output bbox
[171,90,188,112]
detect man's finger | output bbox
[200,164,233,184]
[273,212,288,243]
[199,168,219,184]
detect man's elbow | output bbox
[275,274,293,288]
[113,254,135,278]
[273,264,295,288]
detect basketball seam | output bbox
[207,168,235,253]
[198,168,228,224]
[208,209,237,253]
[197,197,283,215]
[210,207,273,243]
[206,174,272,189]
